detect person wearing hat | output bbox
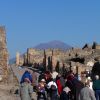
[37,79,46,100]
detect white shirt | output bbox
[89,81,93,90]
[52,71,58,79]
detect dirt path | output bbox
[0,65,21,100]
[0,84,20,100]
[0,64,37,100]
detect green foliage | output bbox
[43,49,46,72]
[92,42,97,49]
[48,56,52,72]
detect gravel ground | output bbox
[0,84,20,100]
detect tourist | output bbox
[66,72,84,100]
[79,79,96,100]
[47,78,58,100]
[59,75,65,89]
[87,77,93,90]
[56,74,63,95]
[60,86,71,100]
[20,70,33,84]
[93,75,100,100]
[37,79,47,100]
[20,77,34,100]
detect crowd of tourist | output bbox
[19,69,100,100]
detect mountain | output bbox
[34,40,72,50]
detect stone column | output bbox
[16,52,20,66]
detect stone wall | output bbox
[0,26,8,82]
[95,45,100,50]
[17,42,100,75]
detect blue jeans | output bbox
[95,90,100,100]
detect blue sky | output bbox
[0,0,100,58]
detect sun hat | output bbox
[41,79,46,82]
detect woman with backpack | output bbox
[47,78,58,100]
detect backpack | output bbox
[51,84,57,91]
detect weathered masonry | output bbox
[0,26,8,81]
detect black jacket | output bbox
[60,91,69,100]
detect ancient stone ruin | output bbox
[15,39,100,77]
[0,26,8,82]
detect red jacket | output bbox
[56,79,63,95]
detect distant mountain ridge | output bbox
[34,40,72,50]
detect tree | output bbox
[82,43,88,49]
[48,56,53,72]
[55,61,60,73]
[43,49,47,72]
[75,53,78,57]
[92,42,97,49]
